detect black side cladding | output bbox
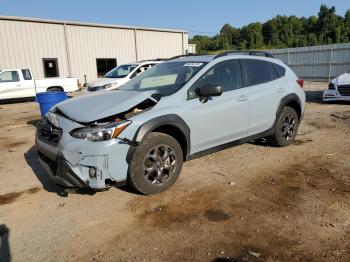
[126,114,190,163]
[276,93,303,122]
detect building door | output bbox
[43,58,59,78]
[96,58,117,77]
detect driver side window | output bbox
[187,60,242,99]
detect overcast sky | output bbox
[1,0,349,36]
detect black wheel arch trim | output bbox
[126,114,191,164]
[275,93,303,123]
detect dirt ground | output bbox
[0,82,349,262]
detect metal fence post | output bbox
[328,47,333,82]
[134,29,138,62]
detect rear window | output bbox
[22,69,32,80]
[273,64,286,78]
[241,59,280,87]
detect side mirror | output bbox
[197,84,222,98]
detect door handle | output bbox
[237,95,248,102]
[277,88,285,93]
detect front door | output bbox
[183,59,250,154]
[0,70,23,99]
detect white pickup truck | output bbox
[0,68,79,101]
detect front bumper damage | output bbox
[37,153,88,188]
[35,116,131,189]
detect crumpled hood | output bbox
[88,78,119,88]
[331,73,350,86]
[55,90,156,123]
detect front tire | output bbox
[269,106,299,147]
[128,132,183,195]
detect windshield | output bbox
[104,64,137,78]
[119,61,207,96]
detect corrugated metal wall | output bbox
[136,30,184,60]
[65,25,137,83]
[0,20,69,79]
[0,17,188,83]
[267,43,350,81]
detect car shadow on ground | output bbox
[0,224,11,262]
[117,184,142,195]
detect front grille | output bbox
[338,85,350,96]
[38,120,62,147]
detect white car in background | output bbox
[86,60,163,92]
[0,68,79,101]
[323,71,350,102]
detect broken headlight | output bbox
[70,120,131,141]
[46,111,59,127]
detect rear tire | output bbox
[128,132,183,195]
[269,106,299,147]
[47,86,63,92]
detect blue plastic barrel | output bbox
[36,91,68,118]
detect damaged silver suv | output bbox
[36,51,305,194]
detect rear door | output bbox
[240,59,282,135]
[0,70,24,99]
[183,59,250,153]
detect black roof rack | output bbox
[214,50,274,59]
[137,58,166,62]
[167,53,210,60]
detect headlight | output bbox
[70,120,131,141]
[46,111,59,127]
[103,82,118,89]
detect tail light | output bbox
[296,79,304,88]
[77,79,81,87]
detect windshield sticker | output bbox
[183,63,203,67]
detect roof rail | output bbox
[214,50,274,59]
[167,53,209,60]
[137,58,166,62]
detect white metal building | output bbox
[0,16,189,83]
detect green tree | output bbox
[307,33,318,46]
[241,22,264,49]
[317,5,339,44]
[189,4,349,53]
[343,9,350,42]
[262,19,279,46]
[220,24,234,49]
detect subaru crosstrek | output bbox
[36,51,305,195]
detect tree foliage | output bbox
[189,5,350,53]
